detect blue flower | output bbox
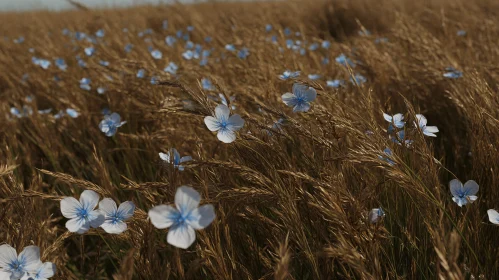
[137,69,145,78]
[0,244,43,279]
[95,29,105,38]
[185,41,194,49]
[84,47,95,56]
[32,57,51,69]
[278,70,300,80]
[443,67,463,79]
[99,112,126,137]
[391,130,413,146]
[14,36,24,44]
[97,87,106,94]
[335,54,355,67]
[80,78,91,91]
[54,58,67,71]
[60,190,105,234]
[159,148,192,171]
[66,108,79,118]
[165,36,176,46]
[77,58,87,68]
[148,186,215,249]
[176,30,183,38]
[308,43,319,51]
[457,30,466,36]
[98,199,135,234]
[225,44,236,52]
[124,44,133,53]
[368,207,385,223]
[383,113,405,128]
[265,24,272,32]
[322,57,330,65]
[284,27,291,36]
[202,78,214,91]
[150,76,159,85]
[151,49,162,60]
[38,108,52,115]
[379,148,395,166]
[322,40,331,49]
[99,60,109,67]
[164,62,178,75]
[350,74,367,85]
[308,74,321,80]
[415,114,439,137]
[282,83,317,112]
[450,179,479,207]
[204,36,212,43]
[204,104,244,143]
[238,48,250,59]
[326,79,345,88]
[187,26,195,32]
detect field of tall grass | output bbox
[1,0,499,278]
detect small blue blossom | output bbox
[443,67,463,79]
[237,48,250,59]
[308,74,321,80]
[225,44,236,52]
[450,179,479,207]
[38,108,52,115]
[326,79,345,88]
[322,40,331,49]
[265,24,272,32]
[164,62,178,75]
[457,30,467,36]
[278,70,300,80]
[148,186,215,249]
[151,49,163,60]
[379,148,395,166]
[150,76,159,85]
[98,198,135,234]
[369,207,385,223]
[415,114,439,137]
[97,87,106,94]
[308,43,319,51]
[165,36,176,46]
[84,47,95,56]
[137,69,145,78]
[284,27,291,36]
[80,78,91,91]
[282,83,317,112]
[383,113,405,128]
[185,41,194,49]
[55,58,67,71]
[205,36,212,43]
[66,109,79,118]
[204,104,245,143]
[124,44,133,53]
[60,190,105,233]
[32,57,51,69]
[99,60,109,67]
[187,26,195,32]
[99,112,126,137]
[95,29,105,38]
[176,30,183,38]
[159,148,192,171]
[13,36,24,44]
[202,78,214,91]
[336,54,355,67]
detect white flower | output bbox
[204,104,244,143]
[0,245,42,280]
[60,190,105,234]
[148,186,216,249]
[98,199,135,234]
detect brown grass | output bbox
[0,0,498,278]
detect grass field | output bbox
[1,0,499,278]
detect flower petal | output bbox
[449,179,463,197]
[117,201,135,220]
[98,198,118,217]
[18,246,42,273]
[416,114,427,127]
[88,210,105,228]
[37,262,56,279]
[60,197,81,219]
[292,83,309,99]
[172,148,180,164]
[204,116,221,132]
[148,205,179,229]
[425,126,439,133]
[101,220,128,234]
[383,113,392,122]
[0,244,18,269]
[488,209,499,224]
[214,104,230,121]
[217,128,236,143]
[227,115,244,131]
[463,180,479,196]
[281,93,298,107]
[175,186,201,214]
[167,223,196,249]
[66,217,89,233]
[187,204,216,230]
[301,87,317,102]
[293,102,311,112]
[159,152,170,162]
[180,156,192,163]
[79,190,100,212]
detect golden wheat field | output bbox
[1,0,499,279]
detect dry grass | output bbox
[0,0,498,278]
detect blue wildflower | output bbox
[204,104,244,143]
[278,70,300,80]
[159,148,192,171]
[80,78,91,91]
[60,190,104,233]
[151,49,162,60]
[137,69,145,78]
[450,179,479,207]
[165,36,176,46]
[443,67,463,79]
[415,114,439,137]
[164,62,178,75]
[0,244,43,279]
[282,83,317,112]
[308,74,321,80]
[84,47,95,56]
[99,112,126,137]
[98,198,135,234]
[326,79,345,88]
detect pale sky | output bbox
[0,0,190,11]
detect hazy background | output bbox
[0,0,200,11]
